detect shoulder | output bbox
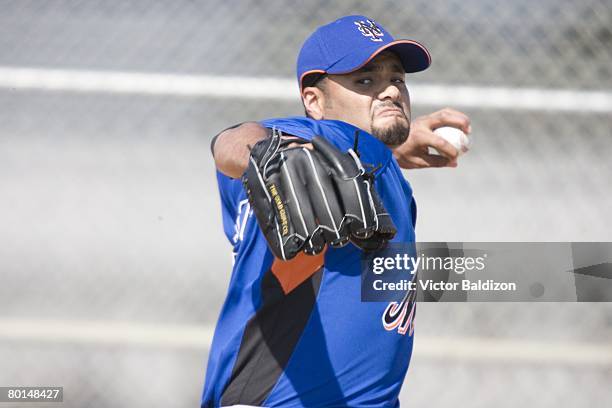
[259,117,392,167]
[259,116,319,140]
[259,116,358,139]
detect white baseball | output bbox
[429,126,471,156]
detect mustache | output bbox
[374,102,407,117]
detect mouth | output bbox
[376,107,406,118]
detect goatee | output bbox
[372,121,410,146]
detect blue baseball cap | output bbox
[297,15,431,91]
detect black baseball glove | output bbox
[242,128,396,260]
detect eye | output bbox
[392,77,405,84]
[356,78,373,85]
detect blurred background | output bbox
[1,0,611,407]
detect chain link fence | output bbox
[1,1,611,407]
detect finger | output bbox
[402,154,454,169]
[422,154,456,168]
[421,108,471,134]
[340,174,377,239]
[279,149,318,252]
[311,136,381,239]
[301,148,347,247]
[261,171,303,260]
[287,141,314,150]
[447,158,459,167]
[289,150,329,254]
[420,132,459,159]
[311,136,360,178]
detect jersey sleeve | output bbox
[216,170,248,245]
[215,117,316,247]
[259,117,318,141]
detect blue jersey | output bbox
[202,117,418,407]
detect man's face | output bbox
[317,51,411,146]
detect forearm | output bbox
[212,122,269,178]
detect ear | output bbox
[302,87,325,120]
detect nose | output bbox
[378,82,401,102]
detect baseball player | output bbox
[203,15,470,407]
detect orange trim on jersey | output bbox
[271,249,326,295]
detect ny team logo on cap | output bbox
[354,19,385,42]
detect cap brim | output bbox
[327,39,431,75]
